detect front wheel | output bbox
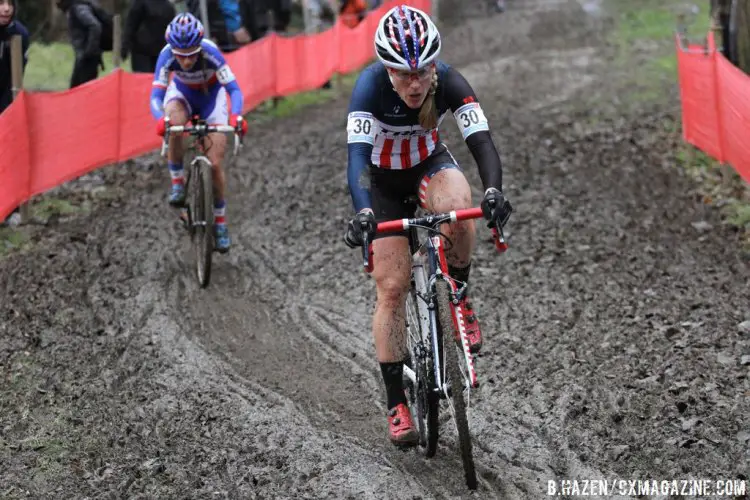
[405,291,439,457]
[435,279,477,490]
[190,158,214,288]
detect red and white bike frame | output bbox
[374,207,507,394]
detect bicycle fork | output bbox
[402,238,478,398]
[402,257,434,390]
[432,236,479,391]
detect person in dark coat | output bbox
[248,0,291,39]
[56,0,104,88]
[186,0,233,51]
[122,0,176,73]
[0,0,29,113]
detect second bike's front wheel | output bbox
[190,158,214,288]
[435,279,477,490]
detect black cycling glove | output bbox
[481,188,512,229]
[344,210,377,248]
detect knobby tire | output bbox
[406,292,439,457]
[435,279,477,490]
[191,158,214,287]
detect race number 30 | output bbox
[454,102,489,139]
[347,112,377,145]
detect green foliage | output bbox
[24,42,132,91]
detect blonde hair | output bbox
[418,70,439,130]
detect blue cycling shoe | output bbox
[169,183,186,207]
[214,225,231,253]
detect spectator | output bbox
[251,0,291,37]
[219,0,251,47]
[122,0,176,73]
[0,0,29,114]
[186,0,230,51]
[302,0,336,33]
[56,0,104,88]
[186,0,252,52]
[340,0,367,29]
[239,0,264,41]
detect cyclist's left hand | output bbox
[481,188,512,229]
[156,117,167,137]
[230,115,248,136]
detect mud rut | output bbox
[2,1,749,498]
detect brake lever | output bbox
[492,227,508,253]
[361,227,374,273]
[160,118,172,157]
[490,199,511,252]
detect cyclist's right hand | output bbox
[344,209,376,248]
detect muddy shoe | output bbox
[387,403,418,447]
[455,296,482,354]
[169,183,186,207]
[214,225,231,253]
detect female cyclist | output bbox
[150,13,248,252]
[344,5,512,445]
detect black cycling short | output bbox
[370,145,460,239]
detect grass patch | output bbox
[608,0,712,102]
[724,202,750,228]
[677,145,750,235]
[1,198,87,257]
[24,42,131,91]
[30,198,82,220]
[0,227,27,256]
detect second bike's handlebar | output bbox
[160,121,242,157]
[361,207,508,273]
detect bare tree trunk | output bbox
[48,0,69,42]
[735,0,750,72]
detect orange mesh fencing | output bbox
[677,31,750,183]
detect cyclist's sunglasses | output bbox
[173,47,201,59]
[389,66,433,82]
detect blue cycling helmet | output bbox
[165,13,205,52]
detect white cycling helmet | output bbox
[374,5,441,71]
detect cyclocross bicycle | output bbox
[360,203,510,490]
[160,117,241,288]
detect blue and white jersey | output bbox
[149,39,243,119]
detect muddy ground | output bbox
[2,0,749,498]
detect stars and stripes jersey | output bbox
[149,39,243,119]
[346,60,503,213]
